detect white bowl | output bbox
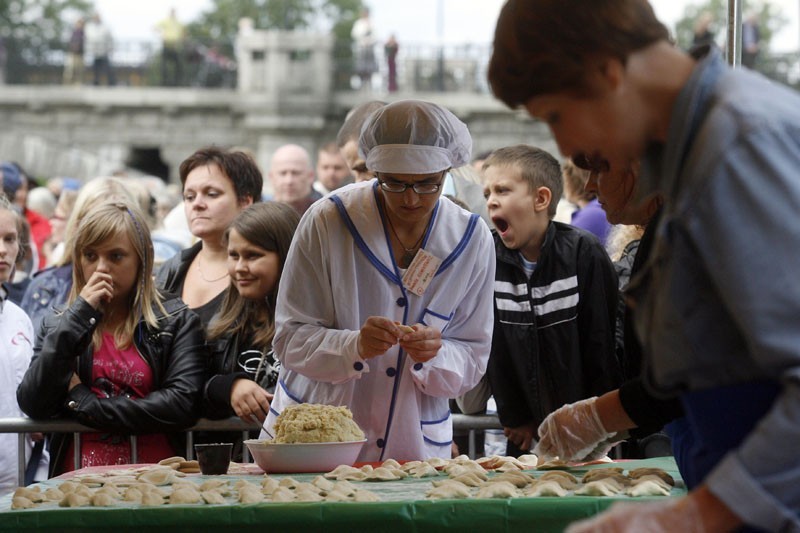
[244,439,367,474]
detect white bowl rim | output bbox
[243,438,367,447]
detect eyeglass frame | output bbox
[376,172,447,195]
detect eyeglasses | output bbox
[378,179,443,195]
[571,153,609,174]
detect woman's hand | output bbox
[79,271,114,311]
[357,316,401,359]
[230,379,272,424]
[399,324,442,363]
[68,372,82,391]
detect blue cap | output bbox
[61,177,81,191]
[1,162,22,196]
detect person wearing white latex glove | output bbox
[536,392,634,461]
[566,486,742,533]
[534,396,608,460]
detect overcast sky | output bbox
[94,0,799,52]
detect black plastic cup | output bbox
[195,443,233,475]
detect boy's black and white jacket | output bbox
[488,222,621,432]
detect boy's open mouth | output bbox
[492,217,509,233]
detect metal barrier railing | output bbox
[0,414,501,487]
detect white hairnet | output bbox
[359,100,472,174]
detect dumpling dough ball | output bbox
[475,481,519,499]
[59,493,90,508]
[626,480,671,497]
[91,492,116,507]
[426,483,471,500]
[43,488,65,502]
[137,468,176,486]
[524,480,568,497]
[575,480,621,497]
[201,490,227,504]
[169,488,202,505]
[11,496,35,509]
[141,492,166,506]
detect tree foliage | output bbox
[186,0,363,58]
[673,0,788,52]
[0,0,92,82]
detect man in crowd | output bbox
[268,144,321,215]
[313,141,352,196]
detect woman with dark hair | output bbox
[203,202,299,423]
[156,146,263,329]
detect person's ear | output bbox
[240,195,254,208]
[534,186,552,213]
[596,56,625,92]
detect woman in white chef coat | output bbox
[262,100,495,462]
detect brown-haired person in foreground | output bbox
[489,1,800,531]
[18,202,206,476]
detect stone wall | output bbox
[0,30,556,185]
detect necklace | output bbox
[197,256,229,283]
[384,212,426,268]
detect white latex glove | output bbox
[533,396,614,461]
[581,429,630,462]
[566,495,707,533]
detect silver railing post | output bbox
[17,434,26,485]
[468,429,477,459]
[186,430,194,460]
[130,435,138,464]
[73,433,81,471]
[242,430,251,463]
[727,0,743,67]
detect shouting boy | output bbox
[483,144,620,456]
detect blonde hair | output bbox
[562,159,594,205]
[68,202,165,350]
[58,177,136,267]
[55,189,79,219]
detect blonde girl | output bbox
[18,202,206,476]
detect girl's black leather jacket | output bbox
[17,296,207,475]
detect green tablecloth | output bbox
[0,457,685,532]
